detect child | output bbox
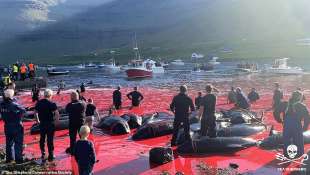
[74,125,96,175]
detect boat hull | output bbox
[126,68,152,78]
[265,68,304,75]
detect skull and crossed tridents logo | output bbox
[276,144,309,165]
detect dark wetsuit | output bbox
[283,102,310,159]
[80,84,86,93]
[113,90,122,109]
[86,104,96,117]
[236,92,250,109]
[32,87,40,102]
[200,94,217,137]
[273,89,284,123]
[170,93,195,145]
[74,140,96,175]
[0,99,26,163]
[35,99,57,158]
[127,91,144,107]
[66,100,86,153]
[228,91,237,104]
[248,91,260,103]
[195,96,203,110]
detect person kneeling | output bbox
[74,125,96,175]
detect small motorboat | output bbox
[191,53,204,59]
[235,63,259,73]
[85,63,97,68]
[208,57,221,66]
[170,59,185,66]
[264,58,304,75]
[47,67,69,76]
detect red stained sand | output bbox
[1,87,310,175]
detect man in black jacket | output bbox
[113,86,122,110]
[170,85,195,146]
[65,91,86,154]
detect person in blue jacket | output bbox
[0,89,26,164]
[283,91,310,159]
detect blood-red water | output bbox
[1,87,310,175]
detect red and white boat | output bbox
[125,59,153,78]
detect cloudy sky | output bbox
[0,0,114,31]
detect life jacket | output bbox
[29,64,34,71]
[13,65,18,73]
[20,66,27,74]
[3,76,11,86]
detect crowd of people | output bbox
[0,82,309,174]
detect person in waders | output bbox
[273,83,284,123]
[227,86,237,104]
[199,85,217,138]
[127,86,144,109]
[195,92,203,110]
[283,91,310,159]
[31,84,40,102]
[113,86,122,110]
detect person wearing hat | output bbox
[199,85,217,137]
[113,86,122,110]
[273,83,284,123]
[0,89,26,164]
[282,91,310,159]
[170,85,195,146]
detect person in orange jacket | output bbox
[28,62,35,78]
[20,64,27,81]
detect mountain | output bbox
[1,0,310,64]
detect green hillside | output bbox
[1,0,310,64]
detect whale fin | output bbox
[269,125,274,136]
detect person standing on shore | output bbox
[74,125,96,175]
[57,80,66,95]
[31,84,40,102]
[282,91,310,159]
[80,83,86,93]
[127,86,144,108]
[65,91,86,154]
[113,86,122,110]
[235,87,250,110]
[34,89,60,163]
[0,89,26,164]
[273,83,284,123]
[248,88,260,103]
[227,87,237,104]
[28,62,35,78]
[85,98,99,131]
[170,85,195,146]
[20,63,27,81]
[12,64,19,81]
[195,92,203,110]
[199,85,217,138]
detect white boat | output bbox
[98,63,105,68]
[208,57,221,65]
[170,59,185,66]
[76,64,85,69]
[191,53,204,59]
[145,59,165,74]
[265,58,304,75]
[85,63,97,68]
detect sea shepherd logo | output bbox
[276,144,308,165]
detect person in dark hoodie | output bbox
[235,87,250,110]
[127,86,144,108]
[283,91,310,159]
[74,125,96,175]
[248,88,260,103]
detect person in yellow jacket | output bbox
[3,75,11,86]
[20,64,27,81]
[12,64,19,81]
